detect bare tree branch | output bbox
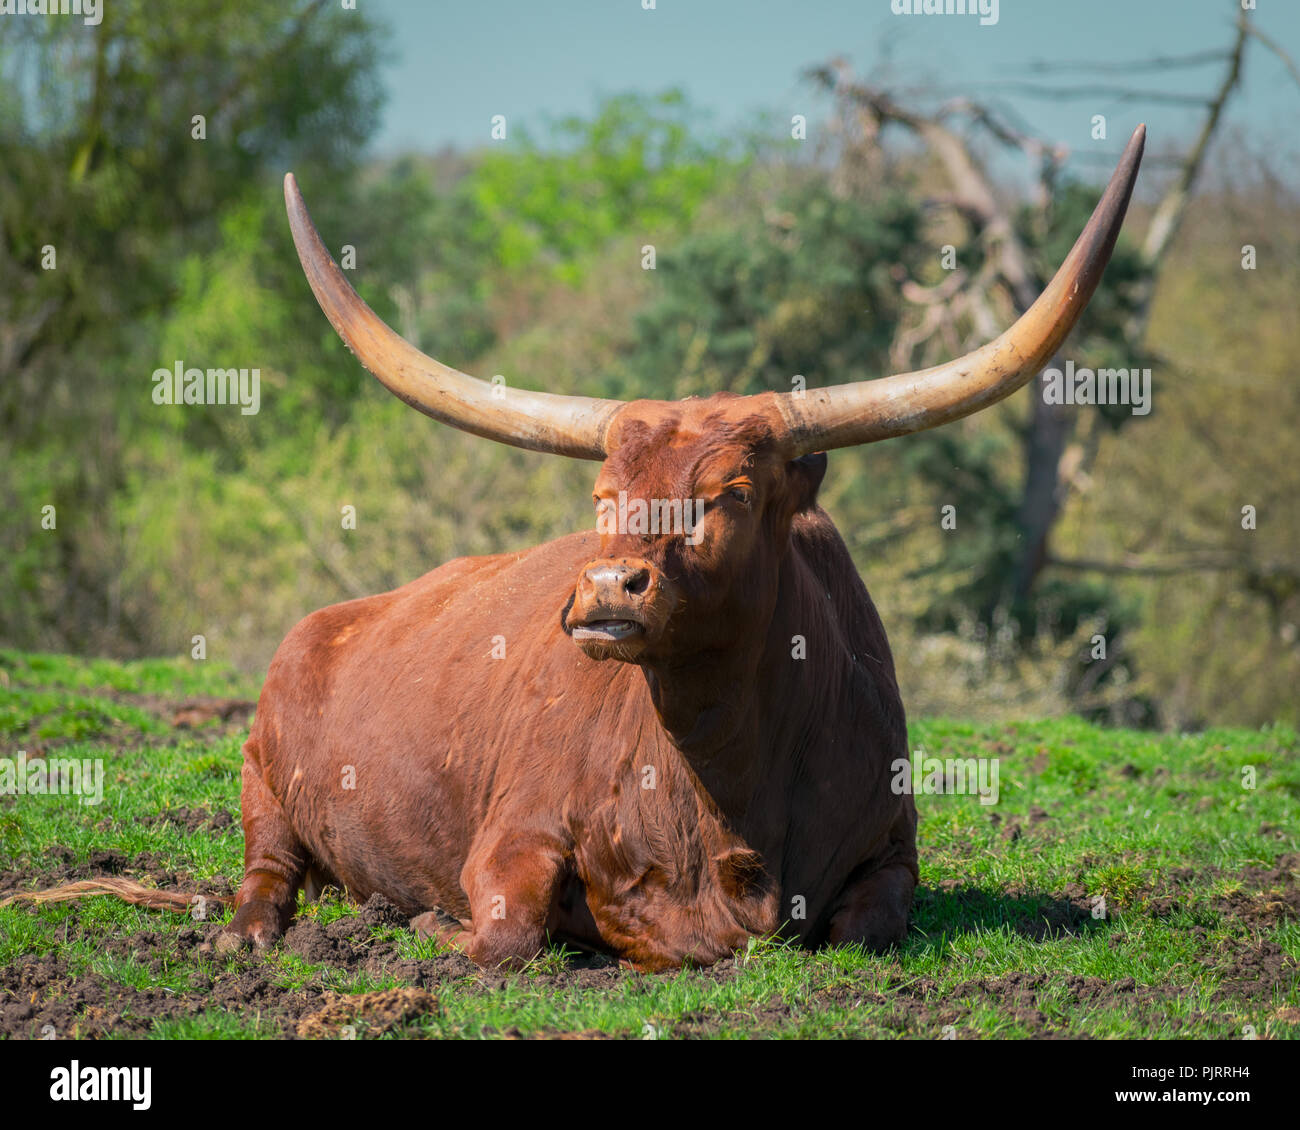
[971,82,1213,107]
[1126,13,1250,342]
[1023,50,1232,74]
[1242,20,1300,93]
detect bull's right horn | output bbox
[778,124,1146,454]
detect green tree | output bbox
[0,0,383,649]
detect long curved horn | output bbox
[284,174,622,459]
[778,124,1146,454]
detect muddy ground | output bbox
[2,847,1296,1039]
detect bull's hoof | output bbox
[213,929,251,957]
[410,907,464,943]
[219,899,286,954]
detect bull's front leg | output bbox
[411,829,568,969]
[825,858,917,953]
[217,745,310,953]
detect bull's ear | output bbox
[714,848,768,901]
[786,451,828,511]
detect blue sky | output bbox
[369,0,1297,188]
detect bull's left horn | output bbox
[779,123,1146,454]
[284,174,623,459]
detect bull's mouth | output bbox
[571,618,645,643]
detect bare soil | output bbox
[2,846,1294,1039]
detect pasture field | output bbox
[0,648,1296,1040]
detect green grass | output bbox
[0,649,258,700]
[0,652,1296,1039]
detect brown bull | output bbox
[221,127,1144,970]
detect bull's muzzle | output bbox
[567,557,665,659]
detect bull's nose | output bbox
[584,563,651,598]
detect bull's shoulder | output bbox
[789,506,880,620]
[788,504,904,714]
[261,529,599,687]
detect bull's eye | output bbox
[727,487,753,506]
[594,498,617,530]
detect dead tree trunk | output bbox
[811,17,1253,610]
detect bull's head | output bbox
[562,400,830,663]
[284,126,1144,667]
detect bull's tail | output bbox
[0,878,232,912]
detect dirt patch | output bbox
[0,909,481,1040]
[987,805,1054,845]
[1211,940,1297,1003]
[168,698,256,729]
[139,807,236,834]
[1141,852,1300,927]
[359,893,409,928]
[297,987,438,1039]
[798,951,1298,1039]
[1210,887,1300,927]
[283,918,370,964]
[898,970,1184,1038]
[1244,852,1300,889]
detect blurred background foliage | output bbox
[1,1,1295,729]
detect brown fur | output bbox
[223,396,917,970]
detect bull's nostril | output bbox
[624,568,651,597]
